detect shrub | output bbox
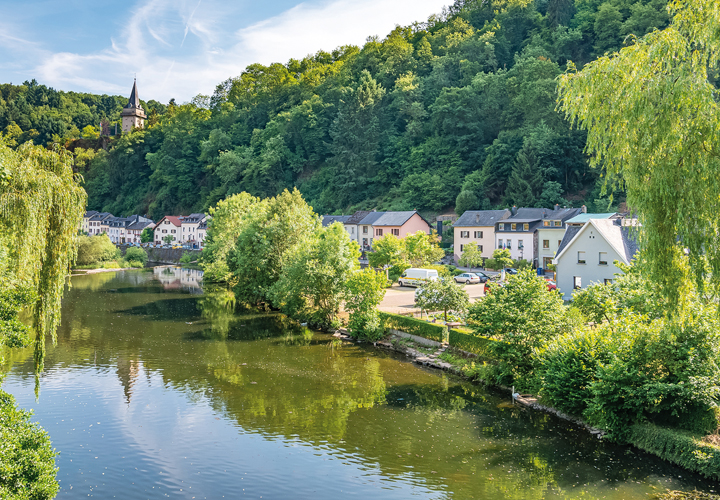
[124,247,148,266]
[448,329,497,357]
[512,258,532,270]
[467,268,578,387]
[76,234,119,266]
[414,278,470,322]
[179,252,192,264]
[629,423,720,481]
[344,268,387,341]
[379,312,448,343]
[0,389,59,500]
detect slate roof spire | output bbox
[125,78,142,110]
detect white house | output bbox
[553,218,639,300]
[453,209,511,263]
[180,213,206,248]
[494,208,547,262]
[154,216,182,245]
[342,211,371,244]
[535,206,583,270]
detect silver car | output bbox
[454,272,485,284]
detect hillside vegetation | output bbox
[1,0,669,218]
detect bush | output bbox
[124,247,147,266]
[467,268,577,387]
[414,278,470,322]
[379,312,448,343]
[344,269,387,341]
[179,252,192,264]
[448,329,498,357]
[512,258,532,270]
[76,234,119,266]
[629,423,720,481]
[0,390,59,500]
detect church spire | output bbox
[121,78,146,133]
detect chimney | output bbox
[475,213,480,224]
[511,205,517,216]
[554,204,559,211]
[582,205,587,213]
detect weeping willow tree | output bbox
[558,0,720,305]
[0,139,86,500]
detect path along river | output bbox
[1,268,718,499]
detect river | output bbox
[1,268,717,499]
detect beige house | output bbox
[154,216,182,245]
[81,211,98,234]
[453,210,511,263]
[371,211,431,241]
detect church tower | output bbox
[121,79,146,133]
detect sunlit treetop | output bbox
[558,0,720,307]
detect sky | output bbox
[0,0,448,103]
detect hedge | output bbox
[448,329,498,357]
[629,423,720,480]
[379,312,448,343]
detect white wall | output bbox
[555,226,624,300]
[494,230,532,261]
[537,227,566,269]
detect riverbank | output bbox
[344,321,720,483]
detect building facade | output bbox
[453,210,511,263]
[535,207,583,270]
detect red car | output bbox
[545,279,557,291]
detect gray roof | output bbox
[181,213,206,223]
[514,207,549,220]
[454,210,511,227]
[357,211,387,225]
[545,207,583,221]
[556,226,582,255]
[371,211,426,227]
[198,221,207,230]
[556,220,639,263]
[321,215,351,227]
[89,212,113,222]
[85,210,99,218]
[345,210,372,225]
[566,213,617,225]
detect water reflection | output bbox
[0,269,716,499]
[153,265,204,292]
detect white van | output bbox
[398,268,439,287]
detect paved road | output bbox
[379,282,486,314]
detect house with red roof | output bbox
[154,216,182,245]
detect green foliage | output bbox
[140,227,153,243]
[76,234,120,266]
[458,243,483,270]
[368,234,406,269]
[179,252,192,264]
[369,231,443,269]
[629,423,720,481]
[379,312,448,343]
[414,279,470,321]
[162,234,174,245]
[200,192,261,283]
[344,268,387,340]
[270,222,359,328]
[558,0,719,305]
[124,246,148,266]
[467,268,575,386]
[230,188,320,306]
[0,390,59,500]
[491,248,513,271]
[455,190,478,215]
[448,329,497,357]
[512,258,532,270]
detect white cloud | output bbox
[32,0,448,102]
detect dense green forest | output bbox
[0,0,669,219]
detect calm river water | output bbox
[1,268,718,499]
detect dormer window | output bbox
[523,223,529,231]
[553,220,562,227]
[543,221,551,227]
[511,223,517,231]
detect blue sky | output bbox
[0,0,448,103]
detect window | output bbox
[604,279,613,285]
[599,252,608,265]
[507,239,512,249]
[511,223,517,231]
[518,240,524,249]
[363,226,368,234]
[505,223,511,231]
[523,223,529,231]
[460,244,464,251]
[543,239,550,249]
[162,229,167,234]
[460,231,469,238]
[351,227,355,234]
[554,220,562,227]
[474,231,483,238]
[574,276,582,289]
[498,239,502,248]
[479,245,483,252]
[391,228,400,236]
[578,251,586,264]
[376,228,383,237]
[171,229,176,234]
[543,221,551,227]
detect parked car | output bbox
[454,272,488,284]
[545,279,557,291]
[505,268,518,275]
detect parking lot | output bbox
[379,282,487,314]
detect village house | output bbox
[87,212,113,235]
[321,215,351,229]
[127,219,155,244]
[180,213,207,248]
[81,210,98,234]
[342,211,372,244]
[453,209,511,263]
[553,218,639,300]
[197,221,208,246]
[154,216,182,245]
[371,211,432,242]
[107,215,152,244]
[494,208,548,263]
[535,206,584,271]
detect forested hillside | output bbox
[0,0,669,219]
